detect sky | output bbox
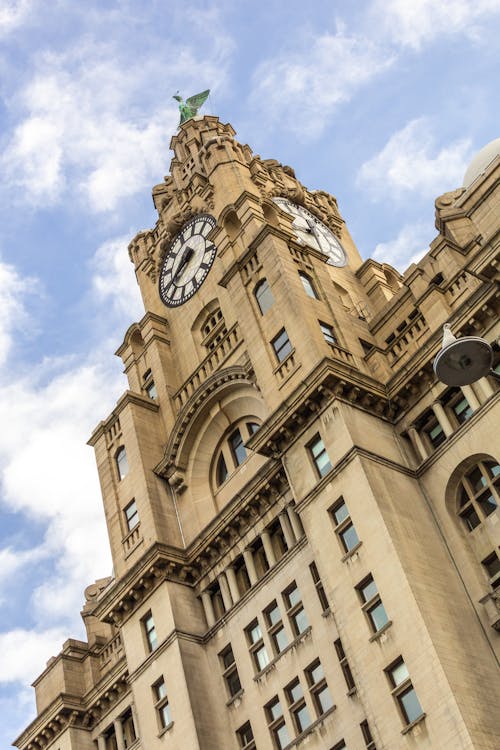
[0,0,499,745]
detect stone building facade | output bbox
[14,119,499,750]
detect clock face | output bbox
[159,214,217,307]
[273,197,347,267]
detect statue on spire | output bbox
[173,89,210,125]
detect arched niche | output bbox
[262,201,279,227]
[221,207,242,242]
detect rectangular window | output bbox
[356,575,389,633]
[142,611,158,653]
[272,328,293,362]
[360,719,376,749]
[386,657,424,726]
[286,678,312,734]
[330,497,360,554]
[122,708,137,748]
[219,644,242,698]
[124,500,139,532]
[153,677,171,730]
[319,320,337,345]
[310,562,329,612]
[308,434,332,477]
[443,387,473,424]
[331,743,346,750]
[264,601,289,655]
[236,721,255,750]
[283,583,309,637]
[305,659,334,716]
[146,380,158,399]
[265,696,290,750]
[245,619,270,672]
[334,638,356,692]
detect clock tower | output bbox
[15,119,500,750]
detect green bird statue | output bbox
[173,89,210,125]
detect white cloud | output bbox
[0,0,33,34]
[357,118,472,198]
[250,31,395,139]
[0,628,68,684]
[0,258,37,366]
[90,235,143,319]
[1,28,232,213]
[370,0,500,50]
[372,221,432,271]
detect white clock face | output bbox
[159,214,217,307]
[273,197,347,267]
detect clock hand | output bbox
[174,246,195,280]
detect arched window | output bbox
[214,420,261,487]
[254,279,274,314]
[458,460,499,531]
[116,447,129,480]
[299,272,319,299]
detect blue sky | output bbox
[0,0,499,744]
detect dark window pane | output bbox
[216,453,228,485]
[477,490,497,516]
[466,466,487,493]
[227,670,241,696]
[221,647,235,669]
[230,429,247,466]
[459,504,481,531]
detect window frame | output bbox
[272,328,293,363]
[308,434,332,478]
[356,574,389,634]
[309,561,329,612]
[458,460,499,532]
[236,721,255,750]
[305,659,334,717]
[329,497,360,555]
[124,499,139,532]
[334,638,356,692]
[319,320,337,346]
[360,719,376,749]
[152,676,171,731]
[142,611,158,653]
[265,696,290,750]
[254,278,275,314]
[264,600,289,656]
[299,271,319,299]
[245,619,270,673]
[386,657,424,727]
[219,643,242,699]
[283,582,309,637]
[115,446,129,481]
[285,677,313,735]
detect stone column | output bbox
[201,591,216,627]
[113,718,125,750]
[243,548,258,585]
[432,401,453,436]
[286,505,303,541]
[225,566,240,604]
[460,384,480,411]
[407,426,428,462]
[218,572,233,611]
[261,530,277,567]
[279,511,295,549]
[474,376,495,401]
[97,736,107,750]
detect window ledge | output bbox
[346,687,357,697]
[226,688,244,707]
[369,620,393,642]
[321,607,333,618]
[158,721,174,737]
[253,626,312,681]
[341,541,363,562]
[401,713,426,735]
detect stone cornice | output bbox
[87,390,159,447]
[247,357,394,459]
